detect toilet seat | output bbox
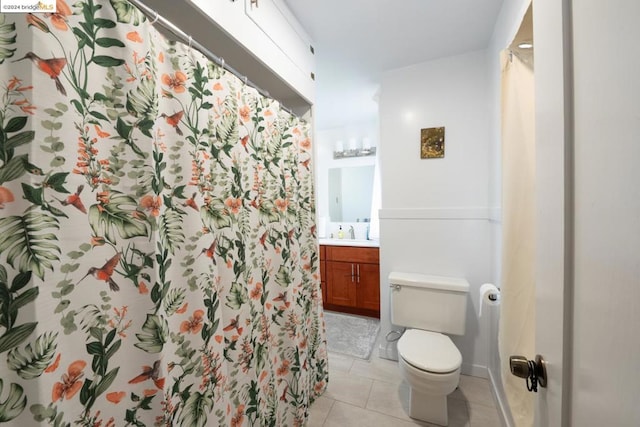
[397,329,462,374]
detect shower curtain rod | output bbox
[126,0,295,116]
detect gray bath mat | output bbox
[324,311,380,359]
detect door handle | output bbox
[351,264,354,282]
[509,354,547,392]
[356,264,360,283]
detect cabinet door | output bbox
[190,0,244,34]
[244,0,314,78]
[319,246,327,305]
[320,263,327,306]
[356,263,380,312]
[327,261,357,308]
[189,0,315,102]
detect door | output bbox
[533,0,640,425]
[532,0,570,425]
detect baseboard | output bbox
[461,363,488,379]
[378,341,398,361]
[323,304,379,319]
[488,368,514,427]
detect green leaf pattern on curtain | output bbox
[0,1,327,425]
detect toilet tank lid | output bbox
[388,272,469,293]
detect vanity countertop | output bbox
[319,238,380,248]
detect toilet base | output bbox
[408,388,448,426]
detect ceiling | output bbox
[284,0,505,130]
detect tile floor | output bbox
[308,351,503,427]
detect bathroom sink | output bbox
[318,238,380,247]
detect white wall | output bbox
[380,50,489,209]
[378,50,492,377]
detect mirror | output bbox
[328,166,375,222]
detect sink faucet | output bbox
[348,226,355,239]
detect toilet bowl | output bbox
[388,272,469,427]
[397,329,462,426]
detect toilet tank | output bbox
[389,272,469,335]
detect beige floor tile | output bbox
[468,402,502,427]
[307,396,335,427]
[451,375,496,408]
[324,372,373,408]
[447,397,471,427]
[365,380,477,427]
[328,351,355,373]
[366,379,413,421]
[325,401,428,427]
[351,354,403,384]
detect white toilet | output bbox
[389,272,470,426]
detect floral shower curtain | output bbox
[0,1,327,426]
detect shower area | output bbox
[0,1,327,425]
[488,3,535,426]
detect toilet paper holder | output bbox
[478,283,500,317]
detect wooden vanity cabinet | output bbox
[321,245,380,318]
[319,245,327,305]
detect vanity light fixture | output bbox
[518,42,533,49]
[333,137,377,159]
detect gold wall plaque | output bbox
[420,127,445,159]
